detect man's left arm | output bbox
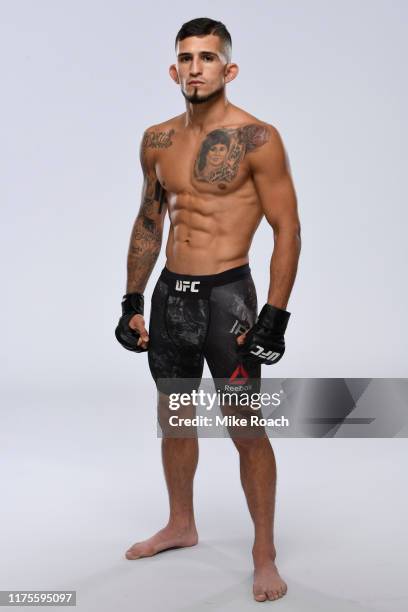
[249,124,301,309]
[236,125,301,365]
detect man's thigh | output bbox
[148,278,207,386]
[148,278,206,434]
[203,276,265,438]
[204,274,261,381]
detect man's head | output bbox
[170,18,238,105]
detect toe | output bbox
[125,546,142,560]
[254,592,267,602]
[125,551,136,560]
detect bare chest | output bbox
[155,125,264,197]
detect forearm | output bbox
[126,214,163,294]
[267,227,301,309]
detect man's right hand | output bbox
[115,293,149,352]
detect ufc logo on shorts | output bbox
[229,319,249,336]
[175,280,200,292]
[250,345,281,362]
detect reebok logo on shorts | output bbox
[175,280,201,293]
[229,364,249,385]
[250,345,281,362]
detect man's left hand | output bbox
[237,304,291,365]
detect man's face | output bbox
[207,143,228,166]
[171,35,230,105]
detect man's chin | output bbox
[182,87,224,105]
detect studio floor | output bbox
[1,387,407,611]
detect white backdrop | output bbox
[1,0,407,395]
[1,2,407,611]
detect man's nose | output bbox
[190,58,202,75]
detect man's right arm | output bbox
[126,128,167,293]
[115,128,167,352]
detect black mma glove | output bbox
[115,292,147,352]
[238,304,291,365]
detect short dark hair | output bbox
[175,18,232,62]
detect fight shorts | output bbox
[147,263,261,397]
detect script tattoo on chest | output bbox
[193,124,269,184]
[142,129,175,149]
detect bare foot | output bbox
[253,559,287,602]
[125,524,198,560]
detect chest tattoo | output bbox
[194,124,269,184]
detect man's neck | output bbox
[183,95,232,132]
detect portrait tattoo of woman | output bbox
[194,124,270,185]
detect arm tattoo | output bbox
[154,180,166,214]
[126,173,167,293]
[194,123,269,184]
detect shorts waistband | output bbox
[160,263,251,296]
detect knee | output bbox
[232,435,268,455]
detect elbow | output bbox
[293,223,302,254]
[272,222,301,240]
[294,222,301,240]
[273,222,302,254]
[296,223,302,245]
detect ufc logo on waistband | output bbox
[175,280,201,292]
[250,345,281,362]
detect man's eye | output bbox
[203,55,213,61]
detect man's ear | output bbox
[169,64,179,84]
[224,63,239,84]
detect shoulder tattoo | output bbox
[142,129,175,150]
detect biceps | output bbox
[255,172,298,229]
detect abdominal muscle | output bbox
[164,194,262,275]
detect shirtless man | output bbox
[115,17,301,603]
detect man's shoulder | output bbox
[228,107,278,131]
[222,108,283,151]
[139,116,182,161]
[142,115,183,138]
